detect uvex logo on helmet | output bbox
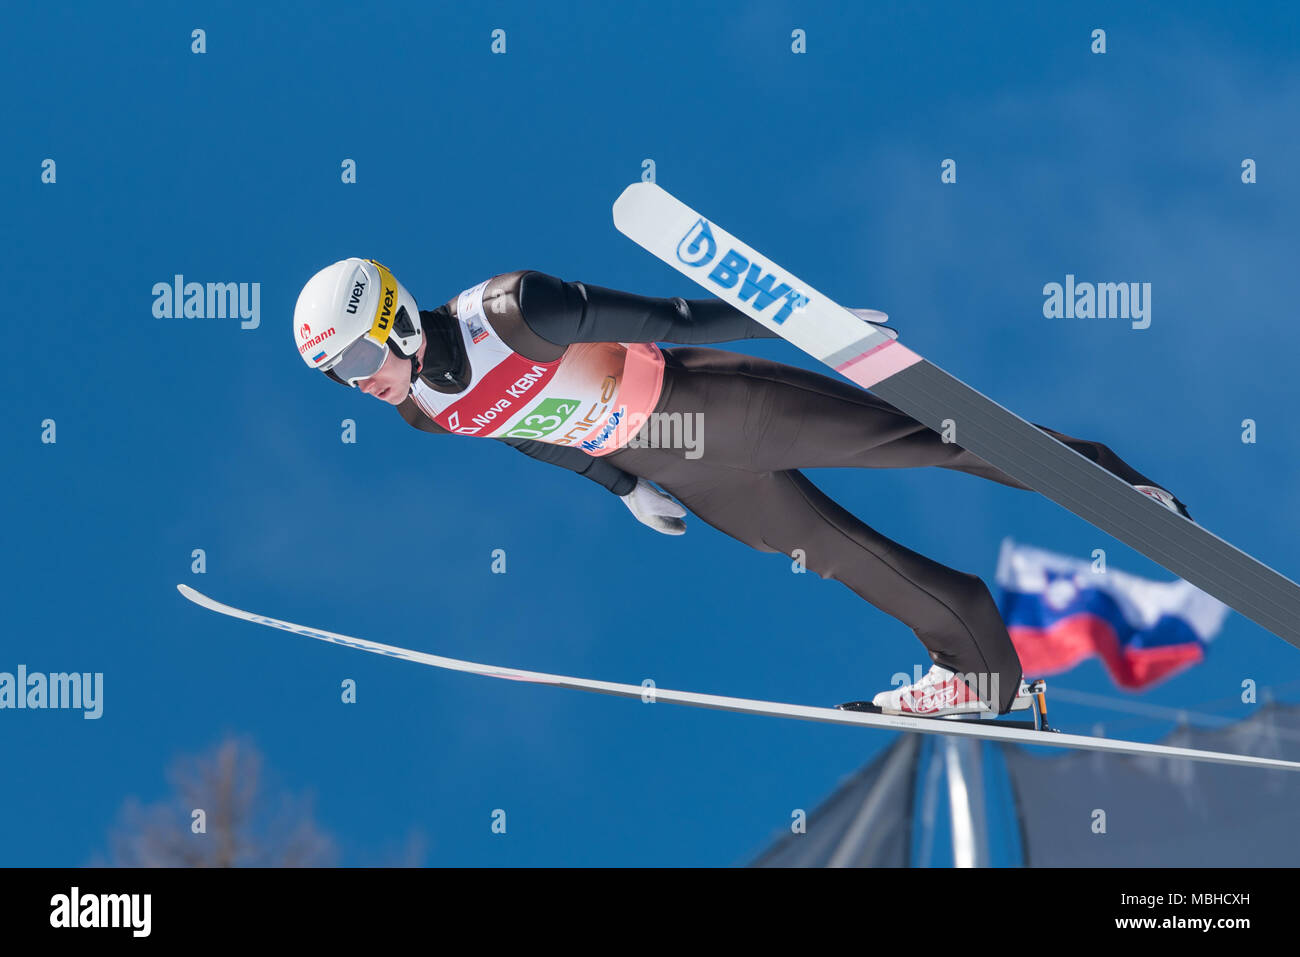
[346,277,366,315]
[374,281,397,334]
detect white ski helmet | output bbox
[294,258,423,386]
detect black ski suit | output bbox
[387,271,1185,713]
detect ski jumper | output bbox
[380,271,1183,713]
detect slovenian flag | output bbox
[995,539,1228,690]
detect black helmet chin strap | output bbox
[387,304,423,384]
[385,339,423,384]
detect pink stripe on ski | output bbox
[835,341,922,389]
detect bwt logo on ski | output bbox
[676,218,810,324]
[50,887,151,937]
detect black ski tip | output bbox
[836,700,882,713]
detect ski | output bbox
[612,182,1300,652]
[177,584,1300,772]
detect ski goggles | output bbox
[322,334,391,387]
[321,260,400,387]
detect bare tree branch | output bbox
[104,736,337,867]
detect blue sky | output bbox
[3,1,1298,866]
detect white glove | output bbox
[849,308,898,339]
[620,479,687,535]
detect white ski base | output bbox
[177,585,1300,773]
